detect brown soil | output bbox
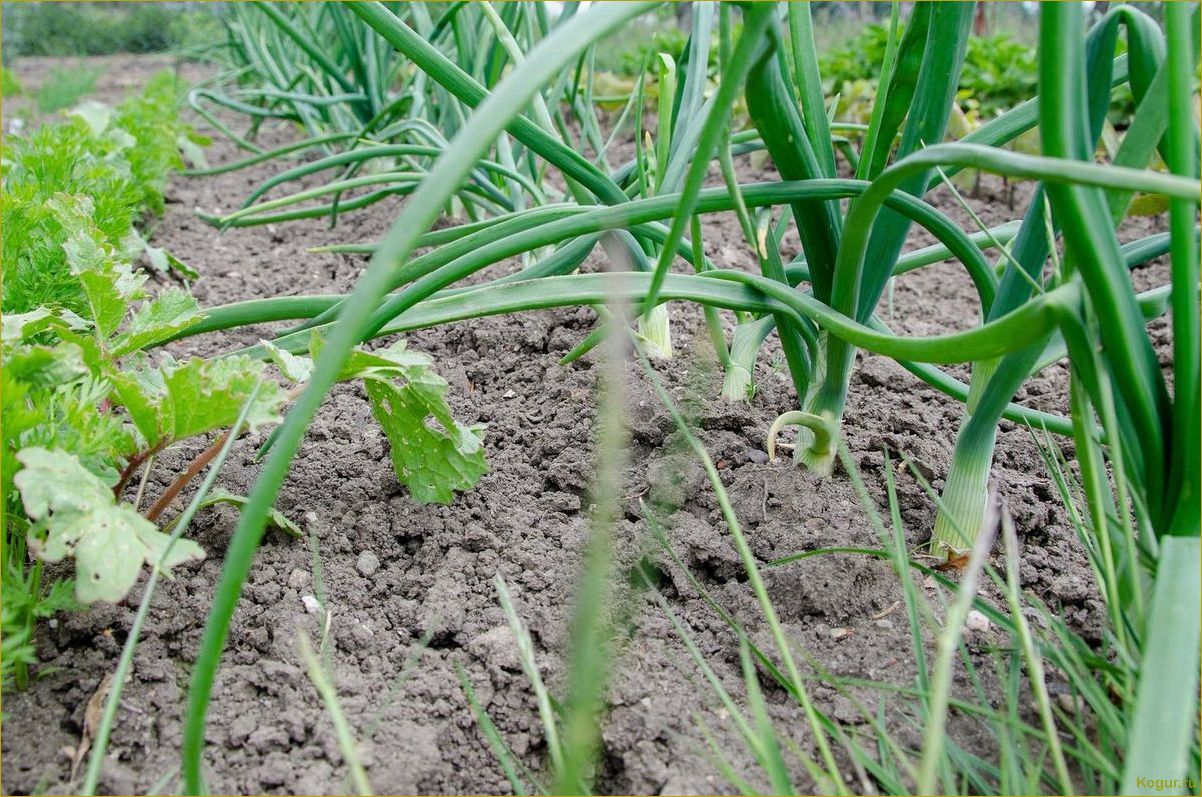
[1,54,1170,796]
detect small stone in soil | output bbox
[301,595,322,615]
[746,448,769,464]
[350,623,374,645]
[287,568,309,590]
[965,609,990,633]
[356,550,381,577]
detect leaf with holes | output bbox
[108,354,285,446]
[53,195,146,339]
[351,341,487,504]
[112,289,201,357]
[13,447,205,604]
[261,339,313,383]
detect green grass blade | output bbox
[297,632,373,796]
[180,5,655,791]
[738,638,795,795]
[1121,536,1202,794]
[1163,0,1201,537]
[916,496,999,794]
[457,663,533,796]
[82,387,262,796]
[632,346,846,793]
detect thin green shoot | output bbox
[297,631,374,796]
[915,486,999,794]
[362,630,434,741]
[82,385,262,796]
[1000,512,1073,794]
[930,163,1043,297]
[458,663,533,796]
[495,575,565,778]
[631,337,846,794]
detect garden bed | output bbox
[0,53,1173,796]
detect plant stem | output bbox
[133,455,156,511]
[113,440,167,499]
[297,633,374,796]
[82,387,261,796]
[145,433,230,523]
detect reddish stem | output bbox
[113,440,167,499]
[141,384,299,522]
[144,431,231,522]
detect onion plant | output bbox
[191,1,625,229]
[935,3,1201,554]
[172,3,1200,790]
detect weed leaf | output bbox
[109,354,284,445]
[354,342,487,503]
[14,447,205,603]
[112,288,201,356]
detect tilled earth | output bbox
[2,55,1171,795]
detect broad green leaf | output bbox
[342,345,432,381]
[68,101,114,136]
[107,354,170,445]
[108,354,284,445]
[365,378,487,504]
[1,308,54,345]
[70,505,159,604]
[344,340,487,504]
[173,489,303,538]
[112,289,201,356]
[177,134,209,170]
[137,525,210,572]
[131,227,201,280]
[262,338,313,383]
[14,447,112,519]
[51,195,145,337]
[13,447,205,604]
[75,271,134,340]
[162,356,284,440]
[158,248,200,280]
[37,308,126,378]
[62,200,135,301]
[309,332,429,381]
[3,342,87,390]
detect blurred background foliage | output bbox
[1,2,1163,133]
[1,2,224,60]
